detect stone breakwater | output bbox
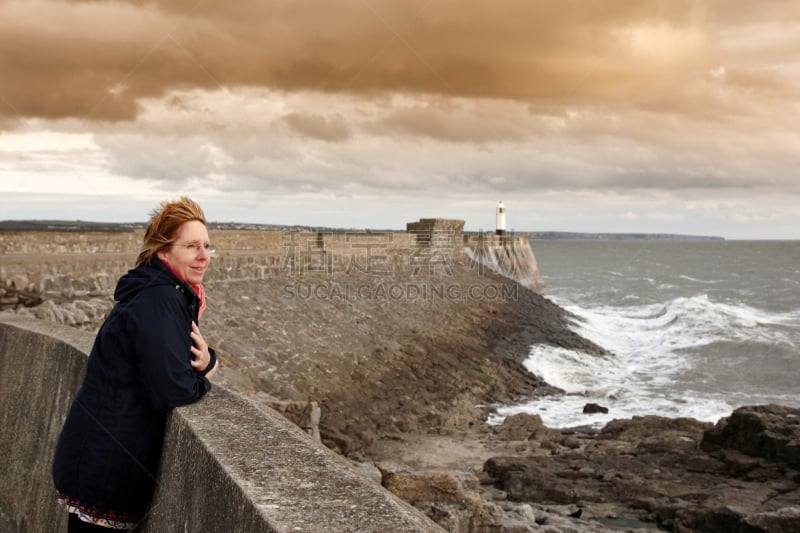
[0,223,582,457]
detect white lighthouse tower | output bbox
[496,201,506,235]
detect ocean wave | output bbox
[511,241,800,429]
[499,294,800,428]
[491,343,735,428]
[562,294,799,352]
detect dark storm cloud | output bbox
[3,0,794,122]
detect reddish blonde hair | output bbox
[136,197,207,266]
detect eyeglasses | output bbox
[176,242,216,254]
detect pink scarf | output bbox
[159,259,207,319]
[191,282,207,319]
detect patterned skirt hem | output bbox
[58,496,138,530]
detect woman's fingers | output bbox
[189,322,210,371]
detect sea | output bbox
[490,239,800,429]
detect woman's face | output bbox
[157,220,212,285]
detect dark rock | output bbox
[0,286,42,310]
[484,410,800,532]
[701,404,800,469]
[493,413,545,441]
[673,506,751,533]
[583,402,608,414]
[599,415,713,442]
[745,507,800,532]
[568,508,583,518]
[380,467,504,532]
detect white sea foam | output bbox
[561,294,799,351]
[492,293,800,429]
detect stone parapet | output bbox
[406,219,465,250]
[0,316,443,533]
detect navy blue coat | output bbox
[53,259,215,526]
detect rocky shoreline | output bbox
[489,405,800,531]
[363,405,800,532]
[2,230,799,532]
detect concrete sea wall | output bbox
[0,315,442,532]
[464,234,543,292]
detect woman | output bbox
[53,197,219,531]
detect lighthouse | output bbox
[496,201,506,235]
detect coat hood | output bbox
[114,261,182,303]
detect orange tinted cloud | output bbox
[5,0,786,121]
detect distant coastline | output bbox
[0,220,142,232]
[528,231,725,241]
[1,220,725,240]
[0,220,346,233]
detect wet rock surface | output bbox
[482,406,800,532]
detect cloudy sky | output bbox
[1,0,798,239]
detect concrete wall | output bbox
[464,234,543,292]
[0,317,87,532]
[0,316,443,533]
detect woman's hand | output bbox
[190,321,217,379]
